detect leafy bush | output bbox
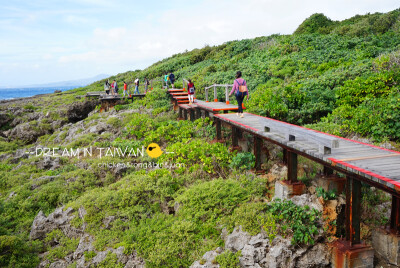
[45,230,79,262]
[230,152,255,170]
[267,199,321,245]
[316,187,337,200]
[294,13,335,35]
[160,139,232,173]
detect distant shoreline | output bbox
[0,85,79,103]
[0,87,77,105]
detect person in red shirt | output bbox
[123,81,127,97]
[187,79,195,104]
[111,80,116,96]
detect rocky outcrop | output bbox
[30,206,145,267]
[0,112,12,128]
[36,156,62,170]
[6,121,47,143]
[67,100,98,123]
[191,226,330,268]
[30,207,81,240]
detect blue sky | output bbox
[0,0,399,87]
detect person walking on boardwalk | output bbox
[144,77,149,93]
[104,80,110,95]
[123,81,128,97]
[169,71,175,89]
[114,80,119,95]
[229,71,249,118]
[111,80,116,96]
[134,78,140,94]
[187,79,195,104]
[164,72,169,89]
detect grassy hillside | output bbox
[0,8,399,268]
[99,8,400,142]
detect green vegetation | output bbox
[215,250,241,268]
[316,187,337,200]
[229,152,255,170]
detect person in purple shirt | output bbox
[229,71,249,118]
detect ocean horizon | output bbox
[0,85,79,100]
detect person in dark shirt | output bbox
[169,71,175,89]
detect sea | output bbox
[0,85,79,100]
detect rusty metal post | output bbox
[287,150,298,183]
[390,195,400,233]
[283,148,287,164]
[254,136,262,171]
[232,126,238,148]
[225,85,229,104]
[323,166,334,176]
[346,176,361,245]
[183,109,188,120]
[216,119,222,141]
[196,108,201,119]
[190,109,195,122]
[178,107,183,119]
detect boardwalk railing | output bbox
[204,84,233,104]
[150,78,164,90]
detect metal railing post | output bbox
[205,88,209,102]
[214,85,217,102]
[225,85,229,104]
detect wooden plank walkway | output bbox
[214,112,400,192]
[86,91,104,97]
[99,94,146,100]
[195,100,241,112]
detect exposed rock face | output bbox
[30,206,145,267]
[225,226,251,252]
[30,207,80,240]
[37,156,62,170]
[290,193,323,212]
[6,122,48,143]
[191,226,330,268]
[67,100,98,123]
[0,112,12,127]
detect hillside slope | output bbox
[107,8,400,142]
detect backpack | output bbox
[189,86,195,94]
[169,74,175,80]
[236,79,247,93]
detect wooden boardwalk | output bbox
[214,112,400,193]
[99,94,146,101]
[86,91,104,97]
[168,85,400,244]
[195,100,241,112]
